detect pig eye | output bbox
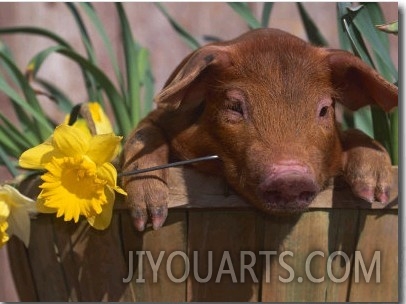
[229,102,244,115]
[319,106,329,117]
[223,89,247,122]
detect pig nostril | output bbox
[259,167,319,211]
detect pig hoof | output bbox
[124,177,169,231]
[131,207,149,231]
[130,203,169,231]
[149,205,168,230]
[375,186,390,204]
[350,181,391,204]
[342,129,393,205]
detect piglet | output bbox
[121,28,398,231]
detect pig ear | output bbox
[326,49,398,112]
[155,45,231,110]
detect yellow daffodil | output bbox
[19,124,126,230]
[0,185,37,248]
[64,102,113,135]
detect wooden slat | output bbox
[5,238,38,301]
[261,210,359,302]
[348,210,398,302]
[120,211,187,302]
[51,218,81,301]
[115,167,398,210]
[187,211,263,302]
[26,215,69,301]
[323,209,360,301]
[64,214,129,301]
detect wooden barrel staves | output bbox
[7,167,398,302]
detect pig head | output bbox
[121,28,398,231]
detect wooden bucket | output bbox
[7,167,398,302]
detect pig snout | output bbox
[258,163,319,211]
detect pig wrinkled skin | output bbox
[120,28,398,231]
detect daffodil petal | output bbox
[64,114,92,137]
[18,139,55,169]
[114,186,127,196]
[7,204,31,247]
[87,133,122,164]
[53,125,90,156]
[87,187,114,230]
[97,164,127,195]
[97,163,117,188]
[4,185,36,211]
[88,102,114,134]
[71,119,92,138]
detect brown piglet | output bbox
[121,28,398,231]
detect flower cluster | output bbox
[0,102,127,249]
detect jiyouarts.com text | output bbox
[122,250,380,284]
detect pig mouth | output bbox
[260,190,318,213]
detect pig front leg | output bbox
[341,129,393,204]
[121,118,170,231]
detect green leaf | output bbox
[142,68,155,116]
[136,47,155,117]
[228,2,261,29]
[341,3,398,158]
[376,21,398,35]
[0,126,22,159]
[26,43,62,78]
[0,77,50,141]
[0,112,39,148]
[0,40,19,84]
[363,3,390,48]
[353,107,373,138]
[116,3,141,125]
[0,144,19,177]
[296,3,328,46]
[79,3,125,95]
[66,3,96,62]
[359,3,397,83]
[53,47,132,135]
[0,54,53,140]
[155,3,201,50]
[35,78,74,114]
[261,2,273,28]
[66,3,102,103]
[336,2,353,51]
[26,45,132,135]
[341,13,374,66]
[370,107,391,154]
[0,27,71,48]
[350,4,397,81]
